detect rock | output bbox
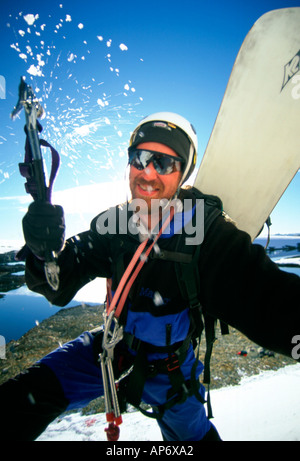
[0,250,25,292]
[0,251,19,264]
[199,326,295,390]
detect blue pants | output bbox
[38,330,216,441]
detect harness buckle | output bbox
[164,353,180,372]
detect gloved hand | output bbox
[22,202,65,258]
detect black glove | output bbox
[22,202,65,258]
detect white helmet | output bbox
[129,112,198,184]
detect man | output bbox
[0,112,299,441]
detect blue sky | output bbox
[0,0,299,244]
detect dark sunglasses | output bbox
[128,148,184,175]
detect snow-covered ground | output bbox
[37,363,300,442]
[275,256,300,266]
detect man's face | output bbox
[129,142,182,213]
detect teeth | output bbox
[140,184,155,192]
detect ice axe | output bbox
[11,76,60,291]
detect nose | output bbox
[142,161,158,180]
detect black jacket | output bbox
[25,188,300,360]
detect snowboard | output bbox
[194,7,300,241]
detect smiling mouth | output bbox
[137,183,160,196]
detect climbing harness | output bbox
[100,190,226,439]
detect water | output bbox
[0,236,299,342]
[254,236,300,254]
[279,266,300,277]
[0,288,80,342]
